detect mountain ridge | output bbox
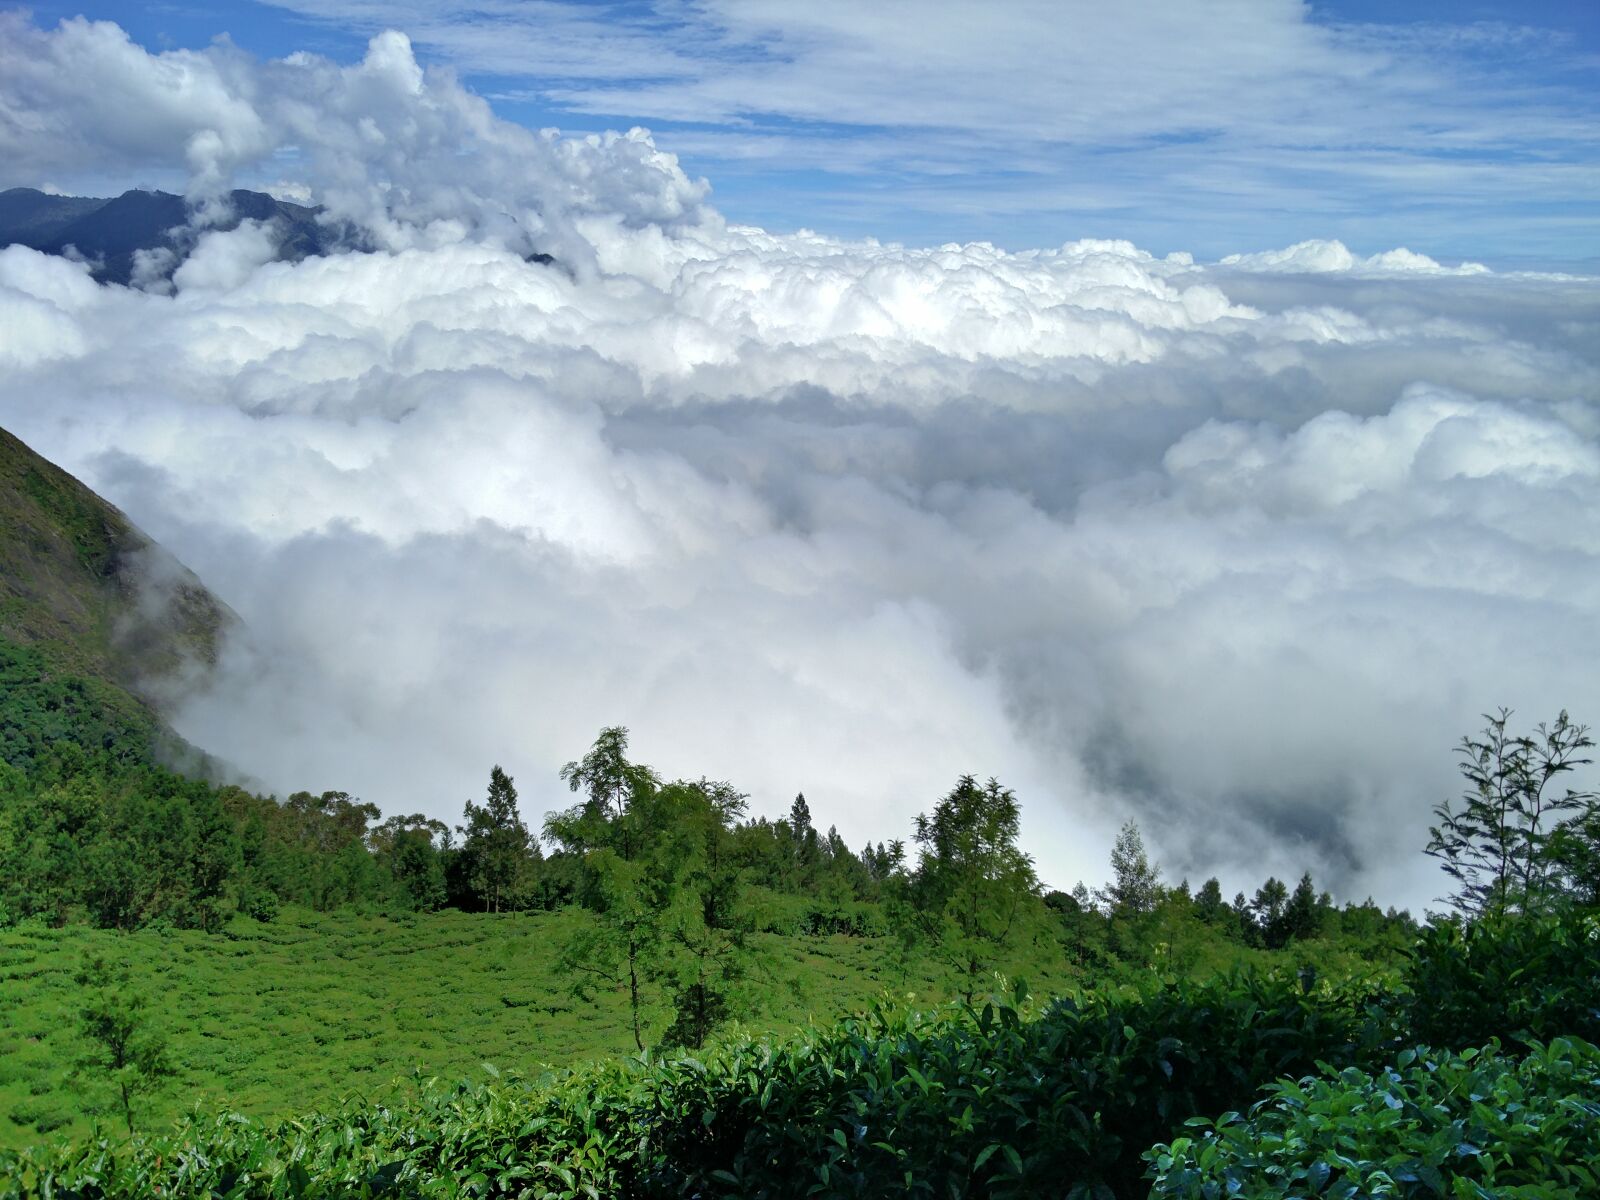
[0,186,356,286]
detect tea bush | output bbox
[1146,1037,1600,1199]
[1404,910,1600,1050]
[0,968,1390,1199]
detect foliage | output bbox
[1404,908,1600,1050]
[460,766,535,913]
[0,967,1393,1199]
[1147,1038,1600,1200]
[1428,708,1597,915]
[900,774,1044,1001]
[1097,819,1162,920]
[0,639,157,774]
[71,955,173,1136]
[2,907,1035,1152]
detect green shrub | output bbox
[1146,1038,1600,1199]
[1405,910,1600,1050]
[0,968,1391,1199]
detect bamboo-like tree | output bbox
[1427,709,1596,915]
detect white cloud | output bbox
[242,1,1600,264]
[1,18,1597,909]
[0,17,712,270]
[1218,240,1490,277]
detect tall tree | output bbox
[554,727,660,860]
[1097,820,1162,919]
[787,792,821,879]
[901,775,1041,1002]
[1251,876,1291,949]
[1427,709,1596,915]
[1283,871,1322,942]
[461,766,530,913]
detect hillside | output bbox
[0,425,231,766]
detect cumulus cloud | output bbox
[244,0,1600,264]
[0,14,711,270]
[1,18,1597,909]
[1218,240,1491,277]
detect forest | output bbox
[3,624,1599,1195]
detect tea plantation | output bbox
[0,906,1092,1152]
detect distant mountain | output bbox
[1,186,557,285]
[0,186,358,286]
[0,425,233,766]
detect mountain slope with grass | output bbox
[0,424,231,768]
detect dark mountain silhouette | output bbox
[1,186,557,285]
[0,186,360,285]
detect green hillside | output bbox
[0,906,1084,1150]
[0,425,229,692]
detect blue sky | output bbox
[18,1,1600,268]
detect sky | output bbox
[0,4,1597,910]
[13,0,1600,269]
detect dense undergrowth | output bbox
[1148,1038,1600,1199]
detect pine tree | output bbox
[461,765,530,913]
[1283,870,1321,942]
[1251,876,1290,948]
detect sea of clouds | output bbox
[1,19,1597,907]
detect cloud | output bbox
[1,18,1597,909]
[1218,240,1490,277]
[0,15,711,270]
[239,0,1600,265]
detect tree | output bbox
[1427,709,1597,915]
[1251,876,1291,948]
[73,956,173,1135]
[1193,877,1229,926]
[1097,820,1162,919]
[786,792,821,879]
[656,779,766,1050]
[900,775,1041,1002]
[460,766,530,913]
[554,727,661,861]
[1283,871,1322,942]
[375,816,449,912]
[558,848,671,1052]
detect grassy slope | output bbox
[0,424,228,713]
[0,907,1095,1150]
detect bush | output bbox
[1146,1038,1600,1199]
[1405,909,1600,1050]
[0,968,1390,1199]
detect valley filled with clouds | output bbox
[1,14,1596,907]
